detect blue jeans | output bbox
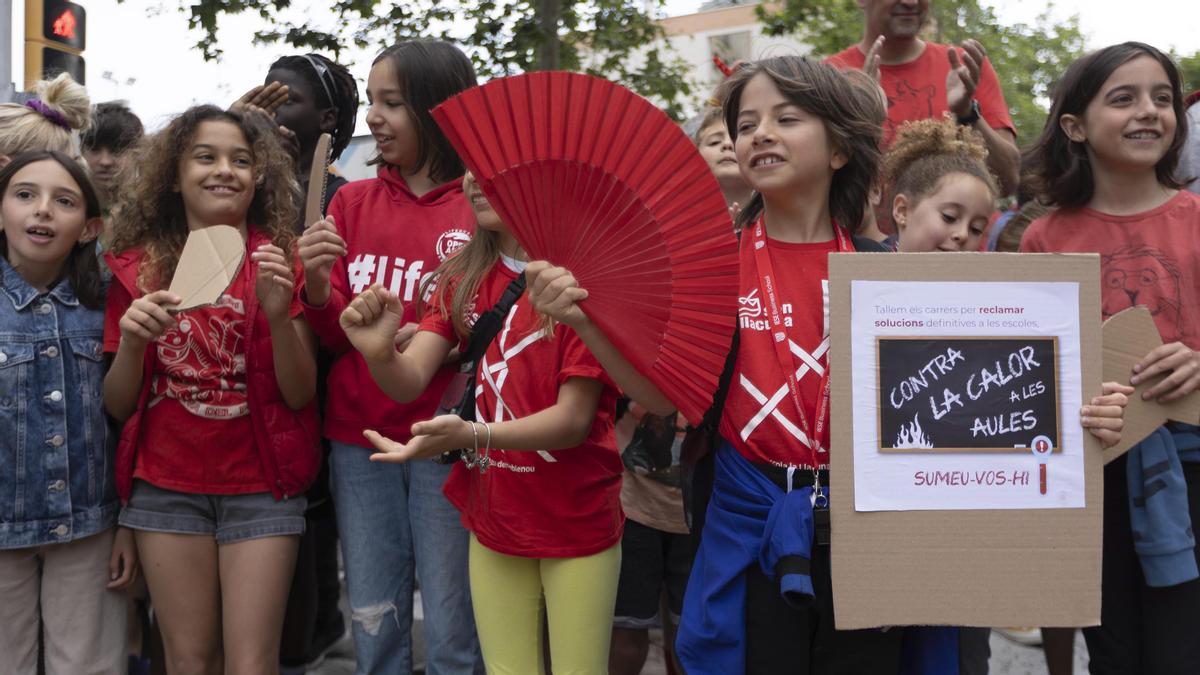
[331,441,482,674]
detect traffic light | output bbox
[25,0,87,88]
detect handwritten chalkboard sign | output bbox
[877,337,1060,453]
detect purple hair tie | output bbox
[25,99,70,131]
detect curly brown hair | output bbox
[108,105,300,290]
[885,115,997,209]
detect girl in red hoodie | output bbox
[295,39,483,673]
[103,105,320,674]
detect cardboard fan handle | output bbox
[304,133,333,229]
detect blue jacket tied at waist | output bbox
[676,442,817,674]
[1127,423,1200,587]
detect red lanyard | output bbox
[749,217,851,457]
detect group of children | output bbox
[0,33,1196,675]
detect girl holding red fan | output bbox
[295,39,483,673]
[528,57,898,674]
[1021,42,1200,674]
[340,172,631,674]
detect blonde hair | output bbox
[0,74,90,156]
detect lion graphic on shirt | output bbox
[150,294,249,419]
[885,80,937,139]
[1101,245,1186,341]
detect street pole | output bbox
[0,0,14,101]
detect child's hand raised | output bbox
[119,290,181,350]
[252,244,296,324]
[1131,342,1200,402]
[1081,381,1134,449]
[340,284,405,363]
[231,81,289,115]
[298,215,346,306]
[526,260,589,327]
[363,415,473,463]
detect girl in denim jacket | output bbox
[0,151,138,674]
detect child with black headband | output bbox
[258,52,360,673]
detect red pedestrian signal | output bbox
[52,10,77,41]
[24,0,86,88]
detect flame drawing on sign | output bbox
[895,413,933,449]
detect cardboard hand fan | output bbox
[304,133,333,229]
[432,72,739,423]
[1101,306,1200,463]
[167,225,246,311]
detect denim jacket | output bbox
[0,257,116,548]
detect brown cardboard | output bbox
[828,252,1102,629]
[304,133,332,229]
[167,225,245,311]
[1101,306,1200,463]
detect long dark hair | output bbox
[1024,42,1188,208]
[370,40,477,183]
[718,57,884,233]
[0,150,104,308]
[268,53,359,160]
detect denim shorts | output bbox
[119,480,306,544]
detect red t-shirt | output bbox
[719,235,836,469]
[103,236,304,494]
[826,42,1015,146]
[1020,190,1200,349]
[419,257,623,558]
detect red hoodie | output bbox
[302,165,475,446]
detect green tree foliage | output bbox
[1174,50,1200,94]
[756,0,1085,142]
[151,0,695,118]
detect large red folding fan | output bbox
[431,72,739,423]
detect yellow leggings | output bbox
[469,534,621,675]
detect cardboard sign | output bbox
[829,252,1102,630]
[167,225,245,311]
[852,278,1086,512]
[304,133,332,229]
[878,337,1061,453]
[1101,306,1200,463]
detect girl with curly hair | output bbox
[101,104,320,675]
[887,114,998,253]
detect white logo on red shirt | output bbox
[347,253,433,302]
[436,229,472,261]
[738,288,763,318]
[736,278,832,453]
[740,294,793,331]
[477,306,557,466]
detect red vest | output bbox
[105,231,321,502]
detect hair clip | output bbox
[25,99,69,130]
